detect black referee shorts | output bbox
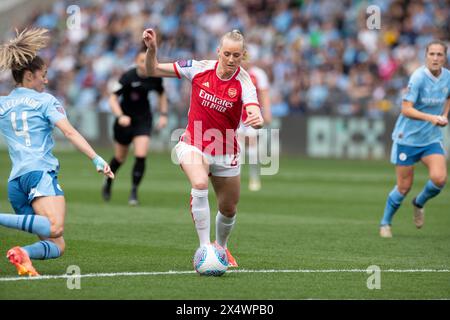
[113,118,153,145]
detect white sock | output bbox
[215,211,236,249]
[190,188,210,246]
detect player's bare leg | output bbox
[32,196,66,241]
[380,166,413,238]
[211,175,240,267]
[413,154,447,228]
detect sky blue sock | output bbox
[23,240,61,260]
[380,186,405,225]
[0,214,51,238]
[415,180,443,208]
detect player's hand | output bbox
[244,105,264,129]
[92,155,115,179]
[156,114,168,131]
[118,115,131,127]
[142,28,157,49]
[437,115,448,127]
[432,115,448,126]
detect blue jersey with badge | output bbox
[0,87,67,181]
[392,66,450,146]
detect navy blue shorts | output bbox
[8,171,64,215]
[390,142,445,166]
[113,118,153,145]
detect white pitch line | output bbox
[0,268,449,282]
[235,269,450,273]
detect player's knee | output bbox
[219,204,237,217]
[223,210,237,218]
[50,223,64,238]
[116,155,127,163]
[431,174,447,188]
[191,180,208,190]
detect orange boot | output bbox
[6,246,39,276]
[225,248,238,268]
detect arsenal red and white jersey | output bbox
[173,59,259,155]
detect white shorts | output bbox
[174,141,241,177]
[237,123,258,138]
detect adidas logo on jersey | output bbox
[202,81,210,88]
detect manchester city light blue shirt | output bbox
[392,66,450,146]
[0,87,67,181]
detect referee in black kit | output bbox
[102,44,168,206]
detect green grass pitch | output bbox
[0,149,449,299]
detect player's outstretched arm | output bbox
[55,118,114,178]
[142,28,177,78]
[401,100,448,126]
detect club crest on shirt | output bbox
[178,59,192,68]
[228,88,237,98]
[56,106,66,115]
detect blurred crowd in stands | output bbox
[1,0,449,121]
